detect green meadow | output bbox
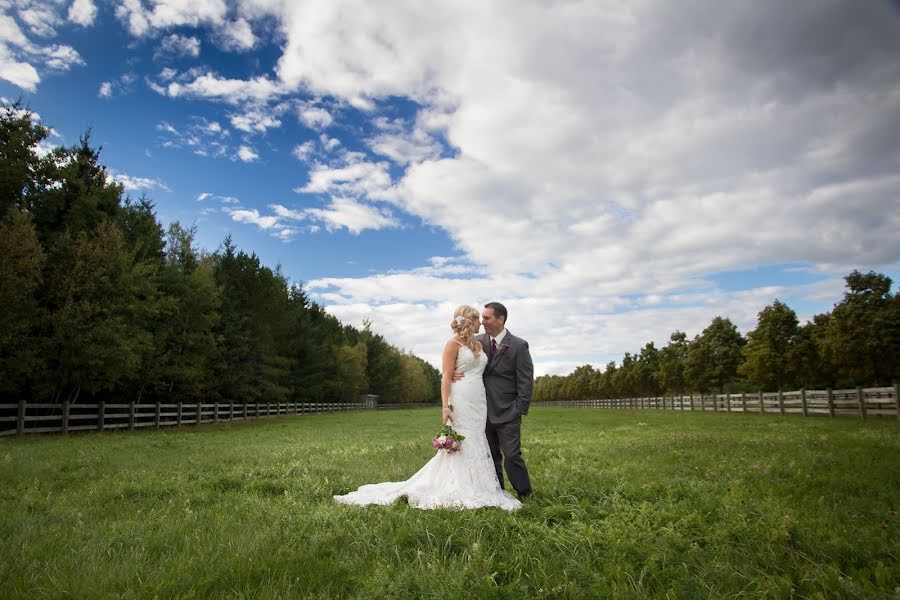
[1,408,897,599]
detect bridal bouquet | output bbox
[432,423,466,453]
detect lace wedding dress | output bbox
[334,344,521,511]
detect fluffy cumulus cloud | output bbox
[304,196,397,234]
[110,171,170,192]
[0,6,84,91]
[298,105,332,129]
[155,33,201,59]
[214,18,255,52]
[68,0,97,27]
[235,144,258,162]
[224,197,398,240]
[115,0,227,37]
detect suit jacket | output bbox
[478,330,534,424]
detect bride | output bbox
[333,305,521,511]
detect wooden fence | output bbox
[0,399,437,437]
[537,385,900,419]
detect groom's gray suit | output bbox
[478,330,533,496]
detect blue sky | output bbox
[2,0,899,374]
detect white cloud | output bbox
[215,18,256,52]
[34,44,83,71]
[98,81,111,97]
[298,158,392,198]
[304,197,398,234]
[226,207,279,229]
[19,7,60,38]
[298,105,332,129]
[0,6,84,91]
[158,71,285,105]
[111,171,170,192]
[156,34,201,59]
[229,108,281,133]
[319,133,340,151]
[366,126,441,165]
[115,0,228,37]
[197,191,240,204]
[236,145,258,162]
[292,140,314,162]
[68,0,97,27]
[0,13,30,48]
[224,197,398,240]
[156,117,231,158]
[0,45,39,91]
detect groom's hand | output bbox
[451,370,465,381]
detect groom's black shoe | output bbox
[516,490,532,501]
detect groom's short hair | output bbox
[484,302,508,323]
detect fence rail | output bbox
[537,385,900,420]
[0,399,437,438]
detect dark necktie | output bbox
[490,338,497,360]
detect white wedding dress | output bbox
[334,344,521,511]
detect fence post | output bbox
[895,383,900,421]
[129,400,135,431]
[98,400,105,432]
[177,401,183,427]
[214,402,219,424]
[800,389,807,417]
[758,392,764,414]
[778,390,784,415]
[726,393,731,413]
[700,395,705,411]
[857,387,866,419]
[62,398,70,435]
[230,401,234,421]
[713,394,718,412]
[827,389,834,418]
[155,401,161,429]
[741,392,747,413]
[197,402,202,425]
[17,399,26,436]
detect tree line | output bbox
[0,103,440,406]
[535,271,900,402]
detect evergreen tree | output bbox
[48,222,147,403]
[0,208,47,400]
[0,101,51,218]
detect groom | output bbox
[477,302,533,499]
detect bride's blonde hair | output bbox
[450,305,481,355]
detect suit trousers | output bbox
[485,416,531,495]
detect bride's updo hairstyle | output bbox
[451,305,482,356]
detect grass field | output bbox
[1,408,898,599]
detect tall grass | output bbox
[1,409,897,599]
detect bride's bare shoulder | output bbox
[444,335,464,350]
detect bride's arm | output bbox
[440,339,460,424]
